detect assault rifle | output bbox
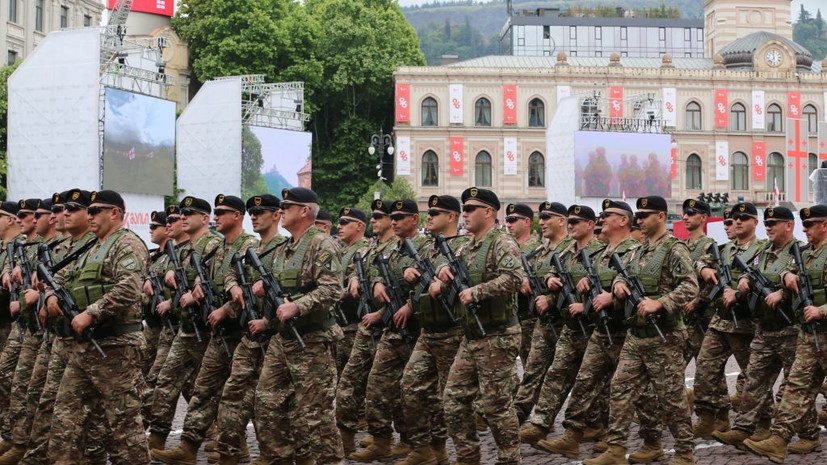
[165,241,205,343]
[401,238,456,322]
[353,252,377,346]
[374,254,412,342]
[244,247,305,350]
[15,241,44,334]
[790,242,820,351]
[232,252,266,356]
[147,248,176,335]
[520,249,557,339]
[732,254,793,325]
[707,244,744,328]
[6,242,23,342]
[433,234,486,337]
[579,248,612,344]
[609,252,667,343]
[550,252,589,338]
[191,251,231,357]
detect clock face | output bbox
[766,49,782,67]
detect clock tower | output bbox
[704,0,793,57]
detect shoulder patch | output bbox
[118,253,140,272]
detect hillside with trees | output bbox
[794,5,827,61]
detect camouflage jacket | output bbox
[205,231,257,321]
[685,235,717,310]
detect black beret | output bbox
[601,199,632,213]
[339,207,367,224]
[800,205,827,219]
[316,210,333,223]
[428,195,461,213]
[682,198,711,215]
[636,196,668,212]
[52,192,64,205]
[568,205,596,222]
[390,199,419,215]
[730,202,758,217]
[37,199,53,212]
[0,201,19,216]
[281,187,318,205]
[215,194,245,214]
[539,201,567,217]
[150,211,167,225]
[245,194,281,211]
[90,190,125,210]
[65,189,92,207]
[764,206,794,220]
[506,203,534,219]
[18,199,39,212]
[723,210,732,219]
[179,196,211,215]
[594,219,604,233]
[166,205,181,216]
[461,187,500,211]
[371,199,392,214]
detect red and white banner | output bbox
[786,118,810,202]
[556,85,571,102]
[450,137,464,176]
[396,136,411,176]
[504,137,517,175]
[670,145,678,178]
[662,88,677,127]
[503,85,517,124]
[752,90,765,129]
[788,91,801,119]
[715,141,729,180]
[109,0,173,17]
[714,89,728,128]
[753,141,766,180]
[395,84,410,123]
[609,86,623,118]
[819,121,827,160]
[449,85,463,124]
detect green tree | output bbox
[0,61,21,199]
[241,126,269,200]
[355,177,423,234]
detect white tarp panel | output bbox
[545,96,580,206]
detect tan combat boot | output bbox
[350,437,393,462]
[691,411,716,439]
[628,439,664,464]
[730,393,742,410]
[818,410,827,427]
[712,428,750,451]
[392,446,437,465]
[150,439,200,465]
[294,457,314,465]
[714,410,730,433]
[340,427,356,454]
[208,441,250,464]
[216,454,239,465]
[743,435,788,463]
[519,423,550,445]
[0,444,10,457]
[593,439,609,452]
[583,422,607,441]
[0,445,26,465]
[205,440,218,452]
[431,439,449,465]
[750,418,772,442]
[359,436,374,448]
[391,441,412,457]
[205,423,217,438]
[787,437,822,454]
[535,428,583,459]
[148,432,168,451]
[666,452,695,465]
[582,445,628,465]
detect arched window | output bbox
[475,98,491,127]
[767,104,783,133]
[528,152,545,187]
[767,152,785,190]
[731,152,749,190]
[581,97,599,129]
[421,97,438,127]
[475,151,492,186]
[422,151,438,186]
[804,105,818,133]
[529,98,545,127]
[730,102,746,131]
[685,101,702,130]
[685,154,702,190]
[809,153,818,176]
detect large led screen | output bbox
[102,87,175,195]
[244,126,312,196]
[573,131,672,199]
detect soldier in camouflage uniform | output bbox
[436,187,523,465]
[520,205,604,446]
[337,199,396,453]
[253,187,344,465]
[152,194,256,465]
[743,204,827,461]
[0,201,20,364]
[147,196,222,450]
[680,198,717,365]
[43,190,150,465]
[585,195,698,465]
[351,199,424,462]
[722,210,735,240]
[713,207,801,449]
[141,210,175,381]
[505,203,543,365]
[513,202,572,424]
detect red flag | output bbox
[503,85,517,124]
[753,142,765,181]
[786,118,810,202]
[450,137,464,176]
[395,84,410,123]
[788,91,801,119]
[714,89,728,128]
[609,86,623,118]
[670,145,677,178]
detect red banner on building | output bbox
[753,142,766,181]
[788,91,801,118]
[609,86,624,118]
[395,84,410,123]
[714,89,728,128]
[503,85,517,124]
[670,146,677,178]
[108,0,173,17]
[450,137,464,176]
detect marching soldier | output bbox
[315,210,334,235]
[681,198,716,364]
[141,210,174,380]
[505,203,543,365]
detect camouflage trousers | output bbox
[334,322,359,378]
[48,344,148,465]
[770,328,827,441]
[444,325,521,465]
[0,324,23,438]
[215,335,266,456]
[401,326,462,447]
[141,325,175,382]
[363,330,414,440]
[518,317,537,368]
[335,324,377,431]
[255,334,343,463]
[731,325,798,433]
[148,333,210,436]
[529,324,593,429]
[693,327,753,415]
[606,330,694,454]
[683,317,707,364]
[513,319,561,423]
[179,331,241,444]
[9,331,47,446]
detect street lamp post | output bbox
[368,129,395,185]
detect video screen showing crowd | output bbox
[0,184,824,465]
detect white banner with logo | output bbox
[716,141,729,181]
[449,84,463,124]
[503,137,518,175]
[556,85,571,103]
[752,90,765,129]
[396,136,411,176]
[661,88,676,127]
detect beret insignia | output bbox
[470,188,478,197]
[254,197,262,206]
[185,197,193,206]
[72,191,80,200]
[641,198,648,207]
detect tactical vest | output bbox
[176,233,218,331]
[626,236,683,331]
[753,240,796,330]
[687,236,717,319]
[143,248,176,329]
[557,240,605,327]
[797,243,827,326]
[415,237,462,333]
[461,229,517,338]
[516,238,543,321]
[339,238,371,325]
[593,238,639,332]
[534,236,574,327]
[716,240,766,321]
